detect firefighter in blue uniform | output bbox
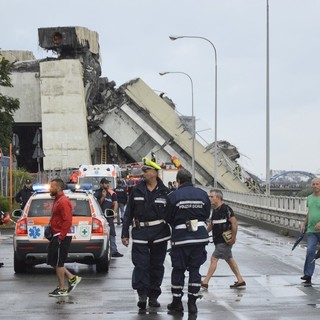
[121,157,172,310]
[167,168,210,314]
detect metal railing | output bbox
[222,189,307,214]
[200,186,308,233]
[221,189,307,233]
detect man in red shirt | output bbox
[47,178,81,297]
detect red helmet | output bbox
[0,211,10,224]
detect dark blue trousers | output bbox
[169,245,207,298]
[132,240,168,298]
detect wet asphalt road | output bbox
[1,222,320,320]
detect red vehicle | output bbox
[120,162,143,187]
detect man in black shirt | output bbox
[201,189,245,289]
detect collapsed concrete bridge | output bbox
[0,26,253,192]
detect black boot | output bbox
[167,297,184,312]
[301,275,311,283]
[187,296,198,314]
[137,294,147,309]
[149,297,160,307]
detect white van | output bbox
[78,164,121,190]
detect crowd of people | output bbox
[1,166,320,314]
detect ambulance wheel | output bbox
[96,240,110,273]
[14,253,27,273]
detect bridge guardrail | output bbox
[223,190,308,213]
[223,190,307,233]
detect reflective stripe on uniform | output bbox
[172,285,184,289]
[132,235,170,244]
[133,197,144,201]
[188,282,201,287]
[154,198,167,204]
[153,235,171,243]
[132,239,148,244]
[188,292,201,297]
[211,219,227,224]
[172,237,209,246]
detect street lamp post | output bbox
[169,35,218,188]
[159,71,196,183]
[266,0,271,196]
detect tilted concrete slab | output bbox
[100,78,249,191]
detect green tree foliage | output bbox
[0,54,20,155]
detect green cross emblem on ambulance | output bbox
[79,225,90,238]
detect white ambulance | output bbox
[78,164,121,191]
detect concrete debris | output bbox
[12,59,41,73]
[206,140,240,161]
[0,50,35,63]
[88,77,125,132]
[38,26,100,56]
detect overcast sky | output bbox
[2,0,320,178]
